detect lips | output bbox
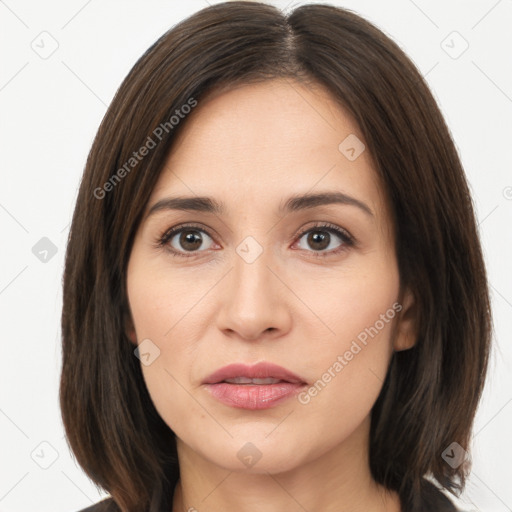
[202,362,307,410]
[202,362,306,385]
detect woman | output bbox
[60,2,492,511]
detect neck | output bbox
[171,415,401,512]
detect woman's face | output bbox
[126,79,415,474]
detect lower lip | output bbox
[204,382,306,410]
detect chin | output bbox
[200,434,310,475]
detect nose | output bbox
[215,243,292,342]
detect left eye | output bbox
[294,225,353,255]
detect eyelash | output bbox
[154,221,355,259]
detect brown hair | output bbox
[60,2,492,511]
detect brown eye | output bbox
[305,231,331,251]
[294,223,354,257]
[161,226,215,255]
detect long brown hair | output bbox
[60,2,492,511]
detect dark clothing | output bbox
[77,501,114,512]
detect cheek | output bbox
[126,255,211,431]
[126,256,210,340]
[293,259,399,415]
[301,297,397,393]
[306,315,396,406]
[295,254,399,350]
[289,304,398,461]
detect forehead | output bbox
[149,79,389,231]
[167,79,363,165]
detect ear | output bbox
[393,288,417,352]
[124,309,138,346]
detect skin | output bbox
[125,78,417,512]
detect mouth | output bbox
[202,362,307,410]
[221,377,291,385]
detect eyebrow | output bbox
[146,191,374,219]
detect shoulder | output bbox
[75,497,119,512]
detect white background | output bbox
[0,1,511,511]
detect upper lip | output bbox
[202,362,307,385]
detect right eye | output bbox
[158,224,216,257]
